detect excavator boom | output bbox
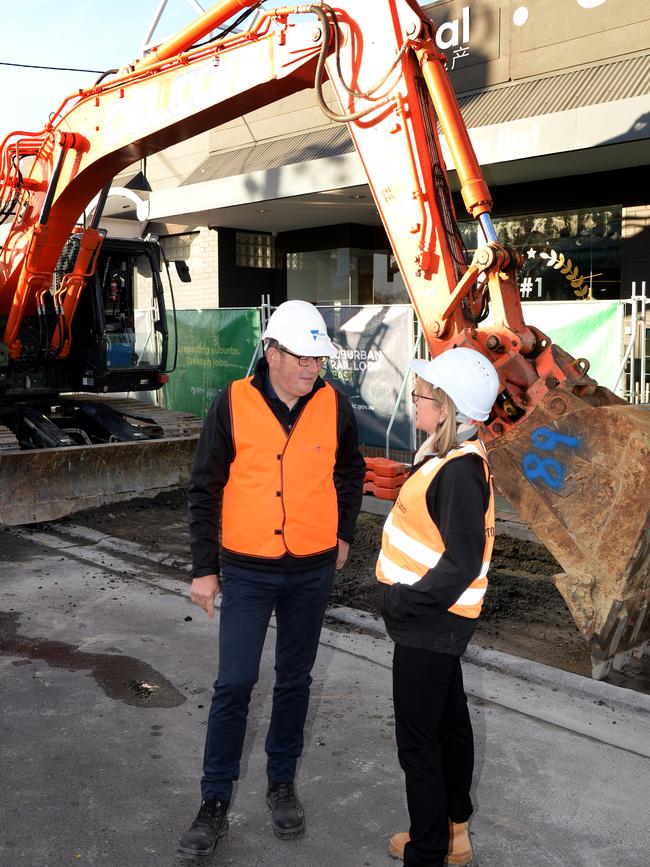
[316,0,649,678]
[0,0,647,677]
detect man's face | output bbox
[267,346,324,405]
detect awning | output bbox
[140,53,649,228]
[183,125,353,186]
[458,53,649,128]
[181,53,650,185]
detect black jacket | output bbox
[188,358,366,578]
[379,449,491,656]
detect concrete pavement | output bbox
[1,523,649,867]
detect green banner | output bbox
[163,308,260,418]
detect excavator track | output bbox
[0,398,204,527]
[63,395,205,439]
[0,425,20,452]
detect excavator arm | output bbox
[316,0,650,679]
[0,0,647,678]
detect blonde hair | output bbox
[418,378,459,458]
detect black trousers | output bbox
[393,643,474,867]
[201,561,335,802]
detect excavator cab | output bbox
[64,236,174,394]
[0,234,200,524]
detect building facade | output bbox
[113,0,650,311]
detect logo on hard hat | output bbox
[310,330,320,341]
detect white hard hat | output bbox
[410,347,500,421]
[263,300,337,358]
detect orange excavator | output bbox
[0,0,648,678]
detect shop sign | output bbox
[435,5,471,69]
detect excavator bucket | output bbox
[486,390,650,679]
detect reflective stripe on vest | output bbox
[221,377,338,559]
[376,440,494,619]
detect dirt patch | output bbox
[62,489,599,678]
[331,511,593,677]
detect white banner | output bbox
[320,305,415,450]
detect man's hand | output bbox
[190,573,220,618]
[336,538,350,570]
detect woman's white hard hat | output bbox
[263,300,337,358]
[410,347,500,421]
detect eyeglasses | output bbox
[278,346,329,368]
[411,390,441,406]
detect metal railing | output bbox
[614,282,648,403]
[245,294,271,376]
[385,324,421,457]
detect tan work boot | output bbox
[387,822,473,865]
[447,820,473,865]
[389,831,410,859]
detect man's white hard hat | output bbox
[410,347,500,421]
[263,300,337,358]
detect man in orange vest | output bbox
[177,300,365,860]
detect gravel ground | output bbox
[56,488,602,679]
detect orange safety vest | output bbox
[221,377,339,559]
[376,440,495,619]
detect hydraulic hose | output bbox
[309,4,394,123]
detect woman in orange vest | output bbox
[377,347,500,867]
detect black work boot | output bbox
[266,781,305,839]
[176,797,229,859]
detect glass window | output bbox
[372,252,409,303]
[100,251,162,370]
[286,247,408,305]
[287,249,350,304]
[460,206,622,302]
[236,232,275,269]
[133,254,162,368]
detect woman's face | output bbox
[412,379,448,434]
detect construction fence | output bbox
[158,297,644,454]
